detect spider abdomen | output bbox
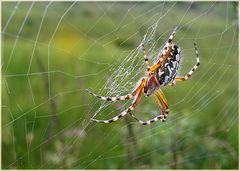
[156,45,181,86]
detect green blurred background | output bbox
[2,2,238,169]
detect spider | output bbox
[87,28,200,125]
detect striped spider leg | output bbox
[129,88,170,125]
[86,77,146,102]
[88,77,170,125]
[89,77,147,123]
[167,42,200,87]
[174,42,200,82]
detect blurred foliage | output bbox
[2,2,238,169]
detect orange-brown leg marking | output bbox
[147,62,161,74]
[153,94,165,115]
[157,89,169,110]
[127,90,169,125]
[175,77,186,81]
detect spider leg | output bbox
[168,27,177,43]
[86,89,134,101]
[140,43,150,70]
[150,89,170,120]
[128,91,169,125]
[146,28,178,75]
[175,42,200,82]
[91,88,144,124]
[86,78,146,102]
[128,112,165,125]
[156,89,170,114]
[154,91,167,115]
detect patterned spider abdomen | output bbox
[156,44,181,86]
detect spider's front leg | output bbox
[86,78,146,102]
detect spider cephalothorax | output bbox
[87,28,200,125]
